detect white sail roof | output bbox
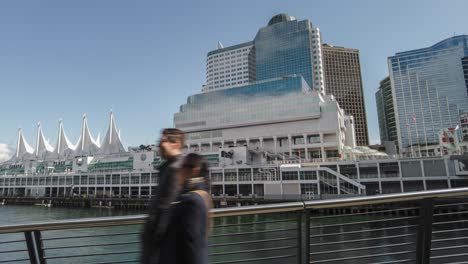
[54,119,77,158]
[74,114,100,156]
[99,111,126,154]
[6,113,126,162]
[36,123,55,159]
[15,128,35,160]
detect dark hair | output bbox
[182,153,210,192]
[161,128,185,146]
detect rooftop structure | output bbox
[4,112,125,164]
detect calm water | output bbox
[0,205,466,263]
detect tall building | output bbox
[202,42,256,92]
[375,76,397,144]
[178,14,357,161]
[254,14,325,93]
[388,35,468,152]
[322,44,369,145]
[202,13,325,94]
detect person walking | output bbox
[175,153,212,264]
[141,128,185,264]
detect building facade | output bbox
[322,44,369,145]
[388,35,468,153]
[175,76,354,161]
[202,42,256,92]
[254,14,325,93]
[202,13,325,94]
[376,76,397,144]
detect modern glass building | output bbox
[388,35,468,151]
[176,76,321,132]
[254,14,324,93]
[375,76,397,144]
[203,13,324,94]
[174,75,354,161]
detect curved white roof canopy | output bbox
[99,111,125,155]
[35,122,55,159]
[74,114,100,156]
[53,119,77,159]
[6,112,127,162]
[13,128,35,161]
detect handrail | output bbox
[303,187,468,209]
[1,188,468,234]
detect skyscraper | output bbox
[388,35,468,152]
[254,14,325,93]
[202,13,325,94]
[177,14,357,161]
[202,42,256,92]
[322,44,369,146]
[375,76,397,144]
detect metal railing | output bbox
[1,188,468,263]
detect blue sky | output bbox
[0,0,467,156]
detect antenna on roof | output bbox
[217,41,224,49]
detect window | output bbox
[293,136,305,144]
[308,135,320,143]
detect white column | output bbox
[273,136,277,154]
[320,133,325,161]
[303,134,309,160]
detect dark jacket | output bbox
[158,190,209,264]
[141,155,183,264]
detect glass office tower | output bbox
[376,76,397,144]
[254,14,325,93]
[388,35,468,151]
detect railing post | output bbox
[297,211,302,264]
[304,209,310,264]
[416,199,434,264]
[24,231,38,264]
[34,230,47,264]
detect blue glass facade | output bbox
[388,35,468,150]
[174,76,324,131]
[254,19,321,91]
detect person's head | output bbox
[180,153,210,190]
[158,128,185,159]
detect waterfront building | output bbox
[388,35,468,153]
[175,75,354,161]
[1,112,467,200]
[376,76,398,144]
[322,44,369,145]
[202,13,325,94]
[2,17,468,201]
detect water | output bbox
[0,205,467,263]
[0,206,143,263]
[0,205,141,225]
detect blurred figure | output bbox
[141,128,185,264]
[174,153,212,264]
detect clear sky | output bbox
[0,0,467,158]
